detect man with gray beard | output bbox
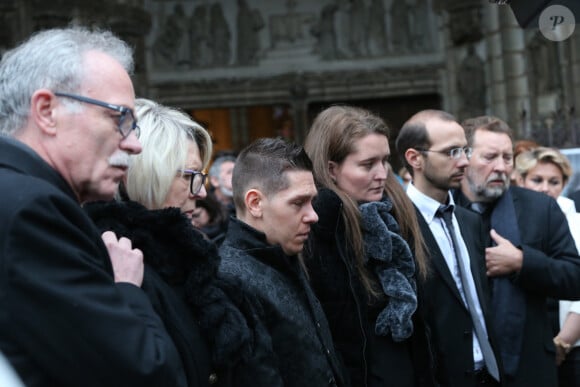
[453,115,580,387]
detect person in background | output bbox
[396,109,501,386]
[192,193,229,245]
[209,154,236,215]
[398,165,412,189]
[304,105,433,387]
[218,137,347,386]
[0,27,186,386]
[455,115,580,387]
[515,146,580,387]
[510,139,540,184]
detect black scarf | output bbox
[489,189,526,377]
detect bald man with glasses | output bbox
[396,109,502,386]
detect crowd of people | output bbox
[1,25,580,387]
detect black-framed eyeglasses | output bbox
[178,169,207,195]
[416,146,473,160]
[54,92,140,139]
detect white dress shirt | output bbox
[407,183,489,367]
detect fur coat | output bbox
[85,201,254,387]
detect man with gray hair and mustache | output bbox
[453,115,580,387]
[0,27,187,386]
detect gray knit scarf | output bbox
[359,198,418,342]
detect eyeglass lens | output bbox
[450,147,472,159]
[119,110,138,138]
[190,173,205,195]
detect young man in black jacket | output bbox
[218,138,347,387]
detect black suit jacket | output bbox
[416,204,502,386]
[455,186,580,387]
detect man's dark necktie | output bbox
[437,204,500,381]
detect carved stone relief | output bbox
[444,0,483,46]
[457,45,486,118]
[14,1,151,74]
[148,0,438,72]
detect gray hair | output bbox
[125,98,213,209]
[0,26,133,136]
[209,155,237,179]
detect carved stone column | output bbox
[438,0,486,119]
[289,73,309,144]
[497,5,529,138]
[570,33,580,145]
[484,4,508,121]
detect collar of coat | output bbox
[222,217,300,277]
[84,200,219,287]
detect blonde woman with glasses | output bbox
[85,98,247,387]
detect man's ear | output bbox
[245,189,263,218]
[31,89,58,136]
[405,148,422,171]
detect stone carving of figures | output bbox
[190,4,212,67]
[153,4,189,69]
[390,0,411,53]
[236,0,265,66]
[210,3,231,66]
[409,0,431,51]
[367,0,387,56]
[311,1,342,60]
[349,0,368,56]
[457,45,486,117]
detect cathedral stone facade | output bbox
[1,0,578,154]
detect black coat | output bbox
[218,217,347,387]
[455,187,580,387]
[85,201,251,387]
[0,137,186,387]
[305,189,435,387]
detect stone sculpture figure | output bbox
[236,0,264,66]
[210,3,231,66]
[457,45,486,117]
[368,0,387,56]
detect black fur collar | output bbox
[84,200,219,287]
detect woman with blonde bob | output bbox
[304,105,433,387]
[85,98,247,387]
[515,146,580,387]
[125,98,212,215]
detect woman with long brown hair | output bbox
[304,105,432,387]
